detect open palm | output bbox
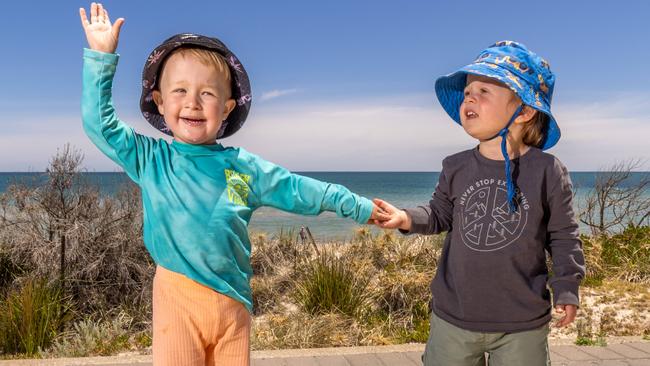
[79,2,124,54]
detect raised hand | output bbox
[79,2,124,53]
[372,198,411,231]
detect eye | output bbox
[201,91,215,97]
[480,88,488,93]
[172,88,186,94]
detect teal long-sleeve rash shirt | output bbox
[81,48,373,312]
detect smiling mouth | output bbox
[180,117,206,126]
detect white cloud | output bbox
[1,94,649,171]
[222,94,650,171]
[0,114,169,172]
[259,88,299,101]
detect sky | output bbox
[1,0,649,172]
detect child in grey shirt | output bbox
[374,41,585,366]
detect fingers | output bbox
[79,8,89,28]
[554,305,577,327]
[113,17,125,38]
[375,219,394,228]
[373,198,395,213]
[88,3,108,23]
[370,205,391,223]
[374,212,391,221]
[554,305,566,327]
[377,218,401,229]
[564,305,577,324]
[555,316,570,327]
[371,217,399,228]
[97,3,105,22]
[91,2,98,23]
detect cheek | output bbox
[479,97,501,114]
[161,95,180,110]
[207,100,227,115]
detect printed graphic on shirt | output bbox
[225,169,251,206]
[458,178,530,252]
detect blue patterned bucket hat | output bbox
[140,33,252,139]
[435,40,559,150]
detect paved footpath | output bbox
[1,338,649,366]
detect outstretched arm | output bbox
[249,154,381,225]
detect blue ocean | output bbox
[1,172,648,240]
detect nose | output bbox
[184,92,201,109]
[463,88,477,104]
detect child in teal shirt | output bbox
[79,3,385,365]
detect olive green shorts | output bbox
[422,311,550,366]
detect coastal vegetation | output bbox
[0,146,648,358]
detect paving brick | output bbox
[606,344,650,359]
[285,356,321,366]
[343,354,382,366]
[596,360,634,366]
[375,352,419,366]
[551,346,598,361]
[626,360,650,366]
[403,351,423,365]
[253,358,287,366]
[579,346,626,360]
[10,341,650,366]
[314,355,352,366]
[627,342,650,354]
[550,350,569,362]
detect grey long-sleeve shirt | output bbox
[403,146,585,333]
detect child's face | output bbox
[460,74,521,141]
[152,52,236,145]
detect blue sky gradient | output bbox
[1,0,649,171]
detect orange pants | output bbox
[152,265,251,366]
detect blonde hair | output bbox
[160,47,232,97]
[521,110,547,148]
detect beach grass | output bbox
[0,147,648,357]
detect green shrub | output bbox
[581,225,650,286]
[581,234,605,287]
[574,317,607,347]
[294,250,370,318]
[391,302,431,343]
[46,312,138,357]
[0,278,71,355]
[601,225,650,282]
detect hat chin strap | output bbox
[485,104,523,213]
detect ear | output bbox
[152,90,164,115]
[222,98,237,120]
[515,106,538,124]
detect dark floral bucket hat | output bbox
[140,33,252,139]
[435,40,559,150]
